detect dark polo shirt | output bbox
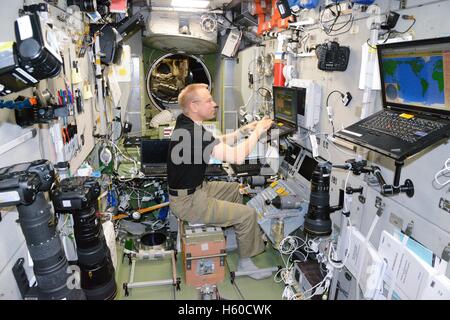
[167,113,219,189]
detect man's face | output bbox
[193,88,217,120]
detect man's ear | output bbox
[190,101,198,113]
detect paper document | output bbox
[377,231,437,300]
[393,229,433,266]
[71,68,82,84]
[83,81,93,100]
[359,42,381,90]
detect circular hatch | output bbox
[146,53,212,110]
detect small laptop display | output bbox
[334,36,450,160]
[140,139,170,176]
[271,86,300,137]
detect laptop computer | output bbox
[269,86,300,138]
[140,139,170,176]
[230,161,264,176]
[334,36,450,161]
[204,164,228,177]
[124,136,143,148]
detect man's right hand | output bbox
[255,117,274,136]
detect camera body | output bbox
[14,13,62,80]
[52,176,100,212]
[0,159,54,206]
[316,41,350,72]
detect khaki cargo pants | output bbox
[169,181,265,258]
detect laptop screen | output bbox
[378,36,450,117]
[141,139,170,164]
[272,86,300,128]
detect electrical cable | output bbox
[393,16,416,35]
[329,15,354,36]
[275,235,311,299]
[295,269,331,300]
[214,10,239,30]
[366,39,377,49]
[355,211,382,301]
[257,87,272,100]
[326,91,346,134]
[319,4,340,34]
[319,3,354,36]
[108,140,142,180]
[367,15,416,49]
[326,90,345,107]
[381,17,415,44]
[303,0,445,35]
[327,171,352,269]
[308,133,332,163]
[434,158,450,186]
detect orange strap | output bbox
[137,202,169,214]
[112,202,170,221]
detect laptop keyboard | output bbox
[143,166,167,175]
[359,111,445,143]
[230,163,262,175]
[205,165,228,176]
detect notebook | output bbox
[269,86,299,139]
[334,36,450,161]
[140,139,170,176]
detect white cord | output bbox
[434,158,450,186]
[327,216,352,269]
[275,235,309,297]
[327,171,352,269]
[297,271,331,300]
[366,215,379,242]
[108,140,141,179]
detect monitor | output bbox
[141,139,170,164]
[297,154,318,181]
[272,86,302,128]
[292,149,321,197]
[378,36,450,117]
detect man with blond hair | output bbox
[167,83,274,279]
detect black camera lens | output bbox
[18,193,86,300]
[52,177,117,300]
[304,163,332,236]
